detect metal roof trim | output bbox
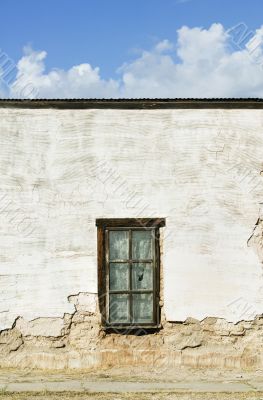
[0,98,263,109]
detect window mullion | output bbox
[129,229,132,323]
[105,229,110,324]
[153,228,157,325]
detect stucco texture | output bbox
[0,107,262,331]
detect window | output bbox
[96,218,165,329]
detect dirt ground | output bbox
[0,392,263,400]
[1,367,263,399]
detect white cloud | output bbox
[5,23,263,98]
[10,47,119,98]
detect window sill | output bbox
[101,323,162,333]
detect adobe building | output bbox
[0,98,263,370]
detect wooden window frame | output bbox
[96,218,165,330]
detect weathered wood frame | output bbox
[96,218,165,330]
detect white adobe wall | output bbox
[0,107,262,330]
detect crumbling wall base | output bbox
[1,293,263,371]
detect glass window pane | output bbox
[110,263,129,291]
[109,294,130,323]
[132,263,153,290]
[132,230,153,260]
[109,230,129,260]
[133,293,153,323]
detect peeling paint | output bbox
[68,292,97,313]
[15,317,65,337]
[1,293,263,370]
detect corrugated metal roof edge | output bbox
[0,98,263,109]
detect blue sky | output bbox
[1,0,263,98]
